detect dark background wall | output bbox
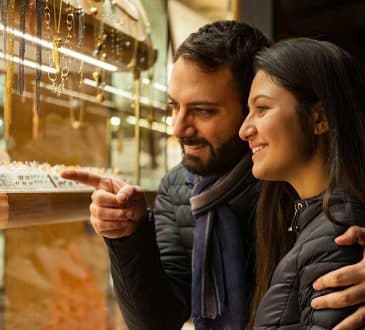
[240,0,365,70]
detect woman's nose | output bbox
[239,118,257,141]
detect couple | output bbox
[62,21,365,329]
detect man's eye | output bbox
[194,108,214,115]
[168,103,178,113]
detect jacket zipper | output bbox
[288,206,300,232]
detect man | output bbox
[61,21,365,329]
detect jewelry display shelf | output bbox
[5,191,92,229]
[0,163,95,229]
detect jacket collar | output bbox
[292,185,356,232]
[292,195,323,232]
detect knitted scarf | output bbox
[190,156,255,330]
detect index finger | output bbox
[335,226,365,246]
[60,170,115,193]
[313,263,362,290]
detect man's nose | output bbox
[172,109,196,138]
[239,116,257,141]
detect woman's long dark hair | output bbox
[248,38,365,327]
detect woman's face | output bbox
[239,70,316,183]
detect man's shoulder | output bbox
[156,163,192,208]
[163,163,189,186]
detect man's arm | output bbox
[311,226,365,330]
[61,169,191,330]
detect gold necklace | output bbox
[44,0,74,96]
[93,20,107,102]
[4,0,15,139]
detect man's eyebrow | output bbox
[167,94,220,107]
[187,101,220,107]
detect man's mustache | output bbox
[179,138,210,147]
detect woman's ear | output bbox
[312,103,329,135]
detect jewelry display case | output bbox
[0,0,169,329]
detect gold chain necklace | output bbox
[93,20,107,102]
[4,0,15,139]
[44,0,74,96]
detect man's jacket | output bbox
[105,163,256,330]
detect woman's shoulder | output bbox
[328,192,365,226]
[299,193,365,242]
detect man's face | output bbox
[168,58,247,176]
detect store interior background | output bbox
[0,0,364,329]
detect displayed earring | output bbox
[93,70,106,103]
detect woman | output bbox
[239,38,365,329]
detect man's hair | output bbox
[175,21,271,112]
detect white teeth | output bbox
[252,146,265,154]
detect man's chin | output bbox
[182,155,209,176]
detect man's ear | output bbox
[312,103,329,135]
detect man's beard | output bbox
[180,135,249,176]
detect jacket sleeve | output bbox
[298,226,363,329]
[104,169,191,330]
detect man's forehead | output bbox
[168,58,239,100]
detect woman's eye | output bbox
[256,105,269,111]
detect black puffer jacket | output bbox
[105,163,257,330]
[254,190,365,329]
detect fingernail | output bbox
[311,299,319,309]
[313,281,319,290]
[126,211,132,218]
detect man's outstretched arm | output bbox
[61,169,191,330]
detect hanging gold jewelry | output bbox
[93,21,107,102]
[76,6,85,48]
[32,85,40,140]
[69,98,84,129]
[4,0,15,139]
[1,0,7,55]
[18,0,28,97]
[78,61,84,88]
[35,0,43,113]
[72,6,85,88]
[93,70,106,103]
[44,0,74,96]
